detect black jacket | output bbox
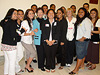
[42,19,60,43]
[59,18,68,43]
[0,19,18,46]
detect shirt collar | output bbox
[66,16,74,23]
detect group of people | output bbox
[0,3,100,75]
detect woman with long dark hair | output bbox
[56,8,68,69]
[86,8,100,70]
[0,8,18,75]
[69,7,92,74]
[21,9,36,72]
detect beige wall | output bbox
[0,0,99,56]
[0,0,99,20]
[98,0,100,17]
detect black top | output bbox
[90,27,100,42]
[16,22,25,42]
[36,18,45,44]
[59,18,68,43]
[0,19,18,46]
[16,23,21,42]
[37,18,44,30]
[37,18,44,25]
[41,19,60,44]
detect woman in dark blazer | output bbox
[42,9,60,72]
[56,8,68,69]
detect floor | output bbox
[0,55,100,75]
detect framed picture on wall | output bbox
[89,0,98,4]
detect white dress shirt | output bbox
[49,19,54,41]
[76,18,92,40]
[21,20,33,44]
[66,17,76,41]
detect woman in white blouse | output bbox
[69,7,92,74]
[65,8,76,67]
[86,8,100,70]
[21,9,36,72]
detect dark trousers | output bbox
[73,45,76,57]
[65,40,75,64]
[56,43,62,63]
[36,44,45,68]
[56,44,66,66]
[43,44,58,70]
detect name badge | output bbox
[80,24,82,26]
[45,24,49,27]
[68,27,73,29]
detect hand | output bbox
[51,40,56,45]
[60,42,64,45]
[30,31,35,35]
[49,41,53,46]
[46,40,53,46]
[33,29,38,32]
[91,33,93,35]
[5,19,8,22]
[91,31,94,35]
[91,31,94,33]
[79,37,86,42]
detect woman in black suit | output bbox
[56,8,68,69]
[42,9,60,72]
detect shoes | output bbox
[84,60,87,63]
[25,68,33,73]
[66,64,71,67]
[41,68,45,71]
[45,69,50,72]
[58,66,63,70]
[86,63,92,67]
[51,69,55,73]
[32,59,37,63]
[17,69,24,74]
[69,71,78,75]
[88,66,96,70]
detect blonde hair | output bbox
[67,8,74,16]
